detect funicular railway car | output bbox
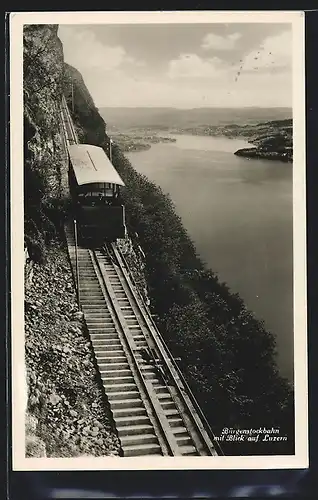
[68,143,126,244]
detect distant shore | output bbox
[109,118,293,162]
[234,147,292,163]
[109,131,176,152]
[168,118,293,163]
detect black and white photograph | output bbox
[10,11,307,469]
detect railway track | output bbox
[65,223,221,457]
[61,95,221,457]
[60,95,78,145]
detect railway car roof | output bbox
[68,144,125,186]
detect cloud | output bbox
[74,62,292,108]
[58,25,292,109]
[201,32,242,51]
[168,53,227,79]
[228,33,242,42]
[239,30,292,73]
[227,70,292,108]
[59,26,145,72]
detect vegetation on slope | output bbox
[68,66,295,456]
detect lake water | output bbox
[126,134,293,382]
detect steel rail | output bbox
[112,242,224,456]
[91,249,182,456]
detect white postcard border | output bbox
[10,10,308,471]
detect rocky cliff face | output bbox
[24,24,67,261]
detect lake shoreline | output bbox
[126,133,293,382]
[118,127,293,164]
[234,147,293,163]
[109,131,177,152]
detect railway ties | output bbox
[65,229,162,456]
[95,248,199,457]
[65,222,217,457]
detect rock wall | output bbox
[24,24,68,261]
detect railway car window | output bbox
[76,183,120,205]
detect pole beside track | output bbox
[73,219,81,310]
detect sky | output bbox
[58,22,293,109]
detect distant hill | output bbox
[233,118,293,162]
[99,106,292,130]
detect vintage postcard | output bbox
[10,10,307,470]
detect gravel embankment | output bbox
[25,239,121,457]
